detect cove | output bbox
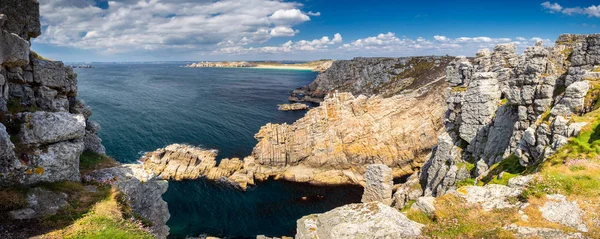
[74,63,363,238]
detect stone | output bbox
[421,133,468,196]
[411,196,436,217]
[392,173,422,210]
[296,202,424,239]
[69,99,92,118]
[540,194,588,232]
[504,224,583,239]
[0,0,41,40]
[0,29,30,67]
[33,59,78,94]
[551,81,590,116]
[0,123,16,167]
[83,132,106,155]
[86,120,102,134]
[18,112,86,145]
[87,164,170,238]
[277,103,309,111]
[567,122,588,137]
[0,14,6,28]
[507,175,534,188]
[9,208,36,220]
[361,164,393,206]
[456,184,522,211]
[22,140,84,184]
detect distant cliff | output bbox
[290,56,454,103]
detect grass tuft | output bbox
[79,151,120,175]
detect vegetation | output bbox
[31,51,52,61]
[43,189,154,239]
[6,98,37,114]
[479,154,527,186]
[79,151,120,175]
[0,187,27,211]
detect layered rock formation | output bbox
[360,164,393,205]
[277,103,309,111]
[290,56,454,103]
[0,1,105,186]
[420,35,600,196]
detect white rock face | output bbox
[18,112,86,145]
[361,164,393,205]
[540,194,588,232]
[412,196,436,217]
[296,202,424,239]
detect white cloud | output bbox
[541,2,600,17]
[36,0,317,54]
[307,11,321,16]
[434,35,448,42]
[541,2,563,12]
[214,33,343,54]
[269,9,310,25]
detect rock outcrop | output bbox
[0,0,105,186]
[361,164,393,205]
[290,56,454,103]
[420,35,600,196]
[8,187,68,220]
[185,61,256,68]
[295,202,424,239]
[87,164,170,239]
[277,103,309,111]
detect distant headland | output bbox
[185,60,334,72]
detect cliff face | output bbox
[290,56,453,102]
[0,3,104,186]
[420,35,600,197]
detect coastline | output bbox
[251,64,314,71]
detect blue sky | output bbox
[32,0,600,62]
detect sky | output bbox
[31,0,600,62]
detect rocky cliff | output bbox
[290,56,454,103]
[0,1,170,238]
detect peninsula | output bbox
[185,60,334,72]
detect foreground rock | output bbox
[87,164,170,239]
[361,164,393,205]
[277,103,309,111]
[540,194,588,232]
[9,187,68,220]
[296,202,423,239]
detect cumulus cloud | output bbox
[307,11,321,16]
[36,0,317,54]
[541,2,600,17]
[214,33,343,54]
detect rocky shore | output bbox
[185,61,256,68]
[277,103,309,111]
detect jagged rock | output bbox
[392,173,422,210]
[361,164,393,205]
[540,194,588,232]
[551,81,589,116]
[83,132,106,155]
[0,123,16,166]
[296,202,424,239]
[504,224,583,239]
[277,103,309,111]
[17,112,86,145]
[140,144,218,181]
[22,140,84,184]
[0,0,41,40]
[87,164,170,239]
[9,187,68,220]
[291,56,453,102]
[254,88,445,186]
[421,133,468,196]
[456,184,522,211]
[411,196,436,217]
[35,86,69,112]
[86,120,102,134]
[69,99,92,119]
[8,83,34,104]
[33,59,78,94]
[0,29,30,67]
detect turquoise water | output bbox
[75,63,362,238]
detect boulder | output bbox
[33,59,78,94]
[22,140,84,184]
[551,81,590,116]
[69,99,92,119]
[0,29,30,67]
[421,133,468,196]
[296,202,424,239]
[411,196,436,217]
[0,123,16,166]
[392,173,422,210]
[18,112,86,145]
[456,184,522,211]
[83,132,106,155]
[361,164,393,205]
[504,224,583,239]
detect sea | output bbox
[74,63,363,238]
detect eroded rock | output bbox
[361,164,393,205]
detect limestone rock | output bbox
[83,132,106,155]
[17,112,86,145]
[507,175,534,188]
[21,140,84,184]
[69,99,92,119]
[411,196,436,217]
[0,123,16,167]
[0,0,41,40]
[277,103,309,111]
[456,184,522,211]
[361,164,393,205]
[551,81,590,116]
[392,173,422,210]
[140,144,218,181]
[296,202,424,239]
[540,194,588,232]
[504,224,583,239]
[0,29,30,67]
[87,164,170,238]
[9,187,68,220]
[33,59,78,94]
[421,133,468,196]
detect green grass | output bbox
[479,154,528,186]
[79,151,120,175]
[6,98,37,114]
[31,51,52,61]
